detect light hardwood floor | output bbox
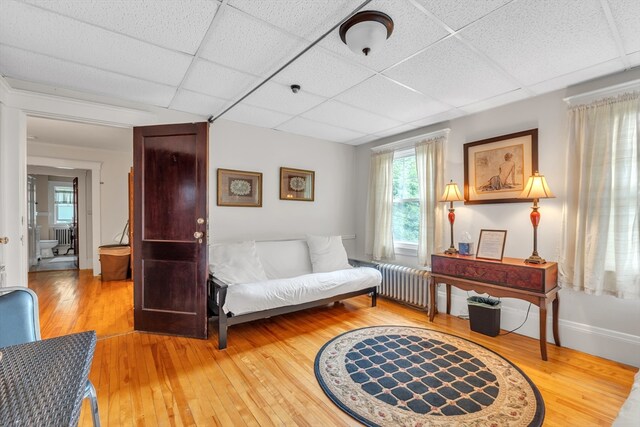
[28,269,636,426]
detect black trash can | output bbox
[99,244,131,281]
[467,296,501,337]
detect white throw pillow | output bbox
[306,235,353,273]
[210,241,268,285]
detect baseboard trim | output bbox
[438,290,640,367]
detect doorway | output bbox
[27,169,82,272]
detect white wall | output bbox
[354,70,640,366]
[0,104,27,287]
[28,141,132,252]
[210,119,357,253]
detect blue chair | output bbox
[0,287,101,426]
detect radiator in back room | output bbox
[51,227,72,246]
[377,263,430,309]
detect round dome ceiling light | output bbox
[339,10,394,56]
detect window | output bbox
[392,150,419,246]
[366,131,446,264]
[54,186,74,224]
[561,93,639,299]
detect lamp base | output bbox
[524,255,546,264]
[444,247,459,255]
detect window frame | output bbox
[392,148,419,255]
[50,183,74,225]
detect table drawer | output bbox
[432,255,556,293]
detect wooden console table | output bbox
[429,253,560,361]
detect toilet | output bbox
[39,239,58,259]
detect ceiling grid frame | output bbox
[1,0,638,145]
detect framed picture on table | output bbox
[476,229,507,261]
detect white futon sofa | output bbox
[208,236,381,349]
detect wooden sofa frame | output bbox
[207,259,378,349]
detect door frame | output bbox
[27,157,101,273]
[1,76,205,284]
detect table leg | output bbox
[539,298,548,361]
[446,284,451,315]
[552,292,561,347]
[428,278,436,322]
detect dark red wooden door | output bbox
[133,122,208,339]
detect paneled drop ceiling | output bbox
[1,0,639,145]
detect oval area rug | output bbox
[315,326,544,426]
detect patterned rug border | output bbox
[314,325,545,427]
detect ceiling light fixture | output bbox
[339,10,394,56]
[290,84,301,94]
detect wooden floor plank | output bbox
[28,270,637,426]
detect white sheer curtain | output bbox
[415,137,445,266]
[365,151,395,261]
[559,92,639,299]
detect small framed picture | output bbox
[217,168,262,207]
[476,229,507,261]
[280,167,314,201]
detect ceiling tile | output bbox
[0,0,192,86]
[319,0,449,72]
[22,0,219,54]
[301,100,403,134]
[0,45,176,106]
[335,75,451,122]
[608,0,640,54]
[272,46,374,98]
[170,89,229,117]
[228,0,362,41]
[199,5,303,77]
[277,117,365,143]
[459,89,530,114]
[182,59,260,100]
[459,0,619,85]
[527,58,625,96]
[243,81,327,116]
[346,135,383,146]
[373,123,421,138]
[221,103,292,129]
[413,0,511,30]
[384,37,517,107]
[627,50,640,68]
[408,109,465,128]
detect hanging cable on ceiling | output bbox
[209,0,373,123]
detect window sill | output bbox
[394,242,418,257]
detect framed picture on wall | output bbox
[217,168,262,207]
[464,129,538,204]
[280,167,314,201]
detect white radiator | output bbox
[51,227,72,245]
[377,263,430,309]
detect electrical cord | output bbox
[499,302,532,336]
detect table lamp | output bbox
[519,172,554,264]
[440,180,464,255]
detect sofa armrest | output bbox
[349,258,379,269]
[207,274,229,317]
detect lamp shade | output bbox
[339,11,394,56]
[440,181,464,202]
[519,172,555,199]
